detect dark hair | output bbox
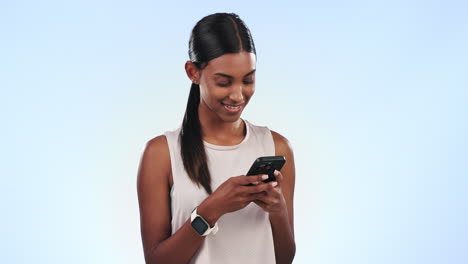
[179,13,256,195]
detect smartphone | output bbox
[245,156,286,186]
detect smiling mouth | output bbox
[224,104,242,109]
[222,103,244,113]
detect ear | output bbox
[185,61,200,84]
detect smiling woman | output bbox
[137,13,296,264]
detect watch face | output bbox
[191,216,208,235]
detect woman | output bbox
[137,13,296,264]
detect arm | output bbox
[270,130,296,264]
[136,136,221,264]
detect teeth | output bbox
[225,104,240,109]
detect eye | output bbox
[243,78,254,85]
[214,77,231,87]
[216,82,231,87]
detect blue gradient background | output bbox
[1,0,467,263]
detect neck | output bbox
[198,101,245,142]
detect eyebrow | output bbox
[214,69,256,79]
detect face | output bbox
[196,52,256,123]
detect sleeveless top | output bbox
[163,119,277,264]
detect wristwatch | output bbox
[190,206,219,236]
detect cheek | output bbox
[200,84,224,102]
[244,86,255,99]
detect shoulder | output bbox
[138,135,171,187]
[143,134,172,173]
[138,135,170,166]
[270,130,294,157]
[145,135,169,155]
[145,124,181,156]
[246,120,293,156]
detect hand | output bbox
[200,174,277,221]
[252,170,287,216]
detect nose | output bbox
[228,84,244,103]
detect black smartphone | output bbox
[245,156,286,186]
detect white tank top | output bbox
[164,119,276,264]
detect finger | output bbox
[271,187,282,196]
[242,181,278,194]
[237,174,269,185]
[257,196,276,205]
[262,185,281,197]
[273,170,284,185]
[256,188,280,202]
[247,191,265,201]
[262,196,277,205]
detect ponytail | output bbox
[179,83,213,195]
[180,13,256,195]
